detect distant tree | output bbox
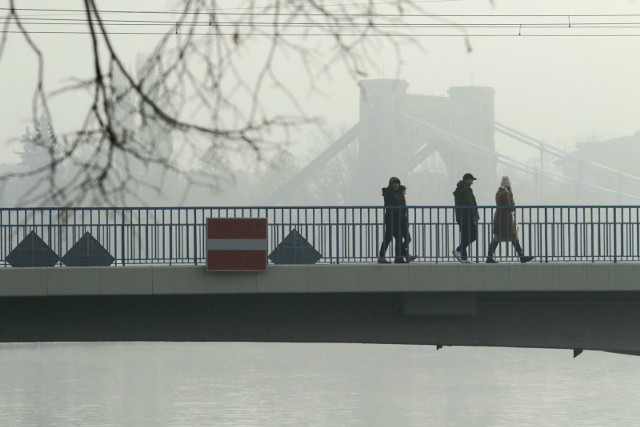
[191,141,237,203]
[263,148,300,192]
[0,0,463,205]
[16,116,57,172]
[10,116,69,203]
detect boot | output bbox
[486,241,499,264]
[378,257,391,264]
[513,240,534,263]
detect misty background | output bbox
[2,4,640,426]
[1,0,640,207]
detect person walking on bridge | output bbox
[378,177,417,264]
[486,176,534,264]
[453,173,479,263]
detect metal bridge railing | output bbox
[1,206,639,266]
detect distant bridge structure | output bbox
[267,79,640,205]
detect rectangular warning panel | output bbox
[206,218,267,271]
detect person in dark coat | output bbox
[452,173,479,263]
[378,177,417,264]
[486,176,534,263]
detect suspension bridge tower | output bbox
[355,79,497,203]
[354,79,410,203]
[446,85,498,200]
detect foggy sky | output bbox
[1,0,639,203]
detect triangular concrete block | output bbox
[268,229,322,264]
[62,232,115,267]
[6,231,60,267]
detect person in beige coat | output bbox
[486,176,534,263]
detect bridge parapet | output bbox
[1,263,639,298]
[1,205,639,267]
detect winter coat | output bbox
[453,181,478,224]
[382,185,408,227]
[492,186,517,242]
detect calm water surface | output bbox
[1,342,639,426]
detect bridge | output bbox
[266,79,640,206]
[1,205,640,356]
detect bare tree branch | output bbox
[0,0,464,206]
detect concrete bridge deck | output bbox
[0,263,638,297]
[3,263,640,353]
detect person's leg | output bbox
[393,225,404,262]
[454,217,472,262]
[512,239,523,256]
[403,230,417,261]
[402,223,411,257]
[469,222,478,245]
[512,239,534,263]
[486,240,499,263]
[453,222,464,261]
[457,219,478,262]
[459,219,473,258]
[455,222,465,252]
[379,220,393,260]
[378,241,389,259]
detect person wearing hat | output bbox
[452,173,479,263]
[486,176,534,264]
[378,177,418,264]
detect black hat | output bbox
[462,173,477,181]
[388,176,401,185]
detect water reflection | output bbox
[1,343,639,426]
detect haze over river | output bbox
[1,342,639,426]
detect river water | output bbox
[1,342,639,426]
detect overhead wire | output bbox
[5,16,640,27]
[3,7,640,36]
[3,31,640,37]
[3,6,640,17]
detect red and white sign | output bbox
[206,218,268,271]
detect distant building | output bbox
[557,131,640,202]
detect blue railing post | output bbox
[120,208,126,266]
[613,208,618,264]
[169,209,173,266]
[193,208,198,266]
[335,208,340,264]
